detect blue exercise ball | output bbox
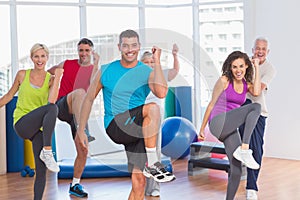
[161,116,198,159]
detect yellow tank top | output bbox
[13,69,51,124]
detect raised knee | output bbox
[48,103,58,115]
[252,103,261,114]
[147,103,160,116]
[74,88,86,97]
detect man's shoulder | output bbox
[101,60,119,70]
[261,60,276,75]
[261,60,274,69]
[136,61,152,72]
[64,59,79,67]
[137,61,150,67]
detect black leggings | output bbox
[209,103,261,200]
[14,103,58,200]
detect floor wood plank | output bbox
[0,157,299,199]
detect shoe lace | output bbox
[75,184,84,191]
[43,152,55,162]
[153,162,167,173]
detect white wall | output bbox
[244,0,300,160]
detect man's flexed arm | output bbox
[148,46,168,99]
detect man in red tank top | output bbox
[48,38,99,198]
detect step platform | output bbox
[188,141,230,176]
[58,151,173,179]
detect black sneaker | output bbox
[69,183,88,197]
[143,162,176,183]
[87,135,96,142]
[85,129,95,143]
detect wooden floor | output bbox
[1,157,300,200]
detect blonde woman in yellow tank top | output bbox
[0,43,63,200]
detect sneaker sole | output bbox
[39,154,60,173]
[88,137,96,143]
[69,191,88,198]
[150,190,160,197]
[48,168,60,173]
[143,169,176,183]
[233,151,242,162]
[233,152,259,170]
[246,164,259,170]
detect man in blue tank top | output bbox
[76,29,176,200]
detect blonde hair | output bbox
[30,43,49,58]
[140,51,153,62]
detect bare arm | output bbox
[148,46,168,98]
[168,43,180,81]
[90,51,100,84]
[48,68,64,104]
[261,83,267,91]
[77,69,103,148]
[0,70,25,108]
[248,58,261,96]
[47,61,64,75]
[198,76,227,140]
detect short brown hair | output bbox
[119,29,140,44]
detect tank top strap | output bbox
[242,79,248,95]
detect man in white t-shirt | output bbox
[239,37,276,200]
[141,44,180,197]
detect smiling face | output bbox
[230,58,248,81]
[141,55,155,68]
[31,48,48,70]
[118,37,140,66]
[222,51,253,83]
[78,43,93,66]
[252,39,269,65]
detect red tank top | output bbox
[58,59,94,99]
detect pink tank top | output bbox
[209,79,247,122]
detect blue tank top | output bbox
[209,79,247,122]
[101,60,152,128]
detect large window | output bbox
[0,5,11,69]
[87,0,137,3]
[17,5,80,69]
[87,7,139,40]
[0,5,11,95]
[2,0,244,126]
[199,2,244,72]
[145,7,192,40]
[145,0,189,5]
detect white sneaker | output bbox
[246,189,258,200]
[233,147,259,169]
[143,162,176,183]
[39,149,60,172]
[150,189,160,197]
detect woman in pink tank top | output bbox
[198,51,262,200]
